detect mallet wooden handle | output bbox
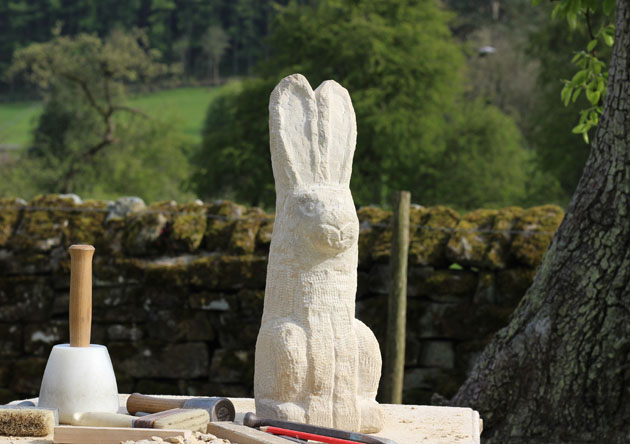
[127,394,186,415]
[69,245,95,347]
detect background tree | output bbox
[3,27,193,202]
[201,25,230,84]
[193,0,531,209]
[448,1,630,442]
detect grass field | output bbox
[0,83,239,147]
[0,100,41,146]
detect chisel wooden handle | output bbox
[69,245,95,347]
[126,394,186,415]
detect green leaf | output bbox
[571,69,587,84]
[585,88,600,105]
[603,33,614,47]
[572,88,581,103]
[566,12,577,29]
[587,39,597,52]
[572,124,586,134]
[532,0,543,5]
[582,131,589,144]
[561,84,572,106]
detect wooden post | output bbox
[383,191,410,404]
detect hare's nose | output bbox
[339,223,356,240]
[321,224,341,240]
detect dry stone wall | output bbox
[0,195,564,405]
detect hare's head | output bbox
[269,74,359,254]
[289,186,359,254]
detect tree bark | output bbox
[450,1,630,443]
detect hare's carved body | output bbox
[254,74,384,433]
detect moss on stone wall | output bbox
[10,195,79,251]
[511,205,564,267]
[410,205,460,267]
[0,198,24,247]
[446,207,525,269]
[357,206,391,264]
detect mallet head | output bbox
[181,397,235,422]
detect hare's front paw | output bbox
[354,319,382,392]
[359,399,384,433]
[256,398,306,422]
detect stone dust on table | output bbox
[121,431,231,444]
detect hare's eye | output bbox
[303,202,316,216]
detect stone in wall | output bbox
[230,207,267,254]
[135,379,183,396]
[455,340,490,377]
[496,268,537,306]
[0,277,55,322]
[511,205,564,267]
[0,198,24,247]
[9,195,106,252]
[409,205,460,267]
[123,254,268,290]
[0,249,58,276]
[23,322,68,356]
[0,324,22,357]
[185,381,251,399]
[12,357,47,395]
[169,202,208,252]
[402,368,459,405]
[218,289,264,349]
[205,201,245,252]
[406,300,456,339]
[439,303,515,340]
[122,199,213,255]
[418,340,456,368]
[408,269,478,302]
[145,310,214,343]
[0,363,9,387]
[107,324,144,341]
[446,207,524,269]
[67,200,108,247]
[188,292,232,311]
[209,349,254,386]
[123,203,169,256]
[356,206,391,265]
[255,216,274,252]
[110,341,209,379]
[357,205,461,267]
[0,361,13,404]
[102,197,146,256]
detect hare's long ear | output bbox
[269,74,323,190]
[314,80,357,186]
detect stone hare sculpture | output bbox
[254,73,384,434]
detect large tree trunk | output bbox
[450,1,630,443]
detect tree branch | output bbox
[586,8,596,41]
[59,72,107,117]
[58,135,116,192]
[111,105,148,117]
